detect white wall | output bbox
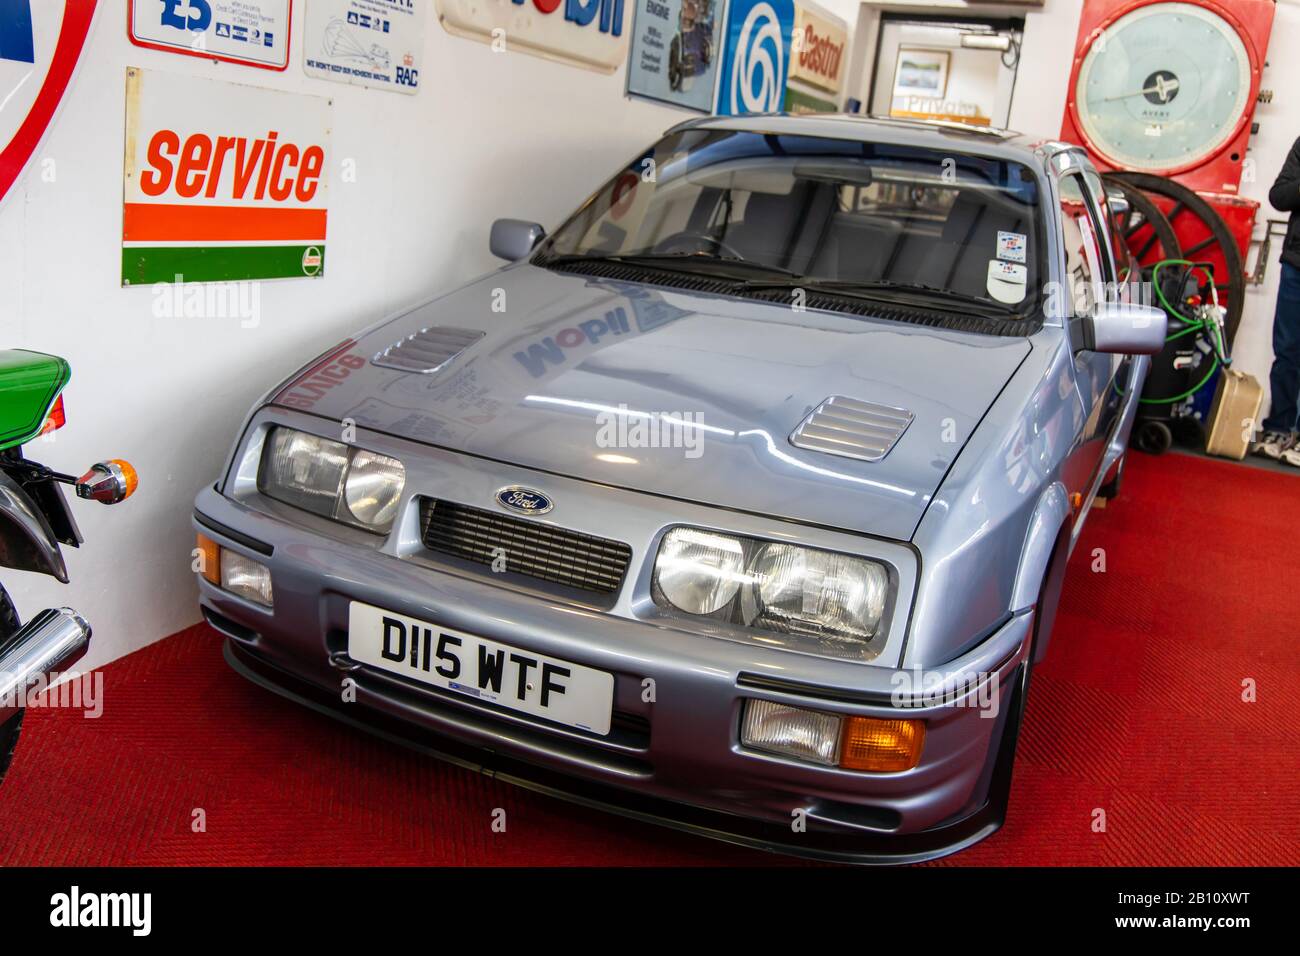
[2,0,862,671]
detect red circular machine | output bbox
[1059,0,1277,345]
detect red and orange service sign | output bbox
[121,66,332,286]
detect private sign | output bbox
[121,67,331,285]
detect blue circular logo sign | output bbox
[495,486,553,516]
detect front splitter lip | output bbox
[223,638,1015,866]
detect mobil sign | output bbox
[122,67,331,286]
[436,0,628,73]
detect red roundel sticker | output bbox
[0,1,97,206]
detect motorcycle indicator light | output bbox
[109,459,139,500]
[37,395,66,436]
[75,459,138,505]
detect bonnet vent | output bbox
[372,326,484,374]
[789,396,914,463]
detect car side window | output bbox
[1101,193,1134,287]
[1080,169,1119,288]
[1057,173,1107,317]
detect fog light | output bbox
[741,699,841,766]
[840,716,925,772]
[195,533,220,585]
[220,549,273,607]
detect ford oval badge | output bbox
[495,486,553,516]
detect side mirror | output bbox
[490,219,545,261]
[1083,302,1167,355]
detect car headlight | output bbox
[258,427,405,534]
[654,527,746,614]
[344,449,406,528]
[651,527,893,660]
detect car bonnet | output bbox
[270,266,1032,542]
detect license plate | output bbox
[347,601,614,736]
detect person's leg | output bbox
[1262,261,1300,435]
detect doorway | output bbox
[866,14,1024,128]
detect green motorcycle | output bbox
[0,350,136,782]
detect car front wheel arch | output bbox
[1031,525,1072,665]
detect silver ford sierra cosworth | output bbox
[193,115,1166,863]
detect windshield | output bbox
[542,129,1043,317]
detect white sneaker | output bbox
[1251,430,1295,460]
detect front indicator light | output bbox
[839,716,925,772]
[741,699,841,766]
[195,533,221,585]
[219,549,273,607]
[742,700,925,772]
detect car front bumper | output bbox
[193,416,1034,864]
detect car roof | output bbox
[667,113,1081,169]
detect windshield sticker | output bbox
[997,231,1027,263]
[987,260,1028,304]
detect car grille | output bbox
[419,498,633,595]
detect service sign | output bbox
[436,0,629,74]
[788,3,844,94]
[128,0,291,70]
[715,0,793,115]
[303,0,427,95]
[1,0,95,207]
[122,67,331,285]
[625,0,724,113]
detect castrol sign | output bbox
[788,4,845,94]
[122,67,331,286]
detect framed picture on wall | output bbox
[892,48,950,98]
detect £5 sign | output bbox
[128,0,292,71]
[122,67,331,286]
[716,0,794,115]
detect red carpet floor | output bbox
[0,451,1296,866]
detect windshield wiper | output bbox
[540,251,801,280]
[541,254,1022,318]
[738,277,1019,316]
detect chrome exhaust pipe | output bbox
[0,608,92,702]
